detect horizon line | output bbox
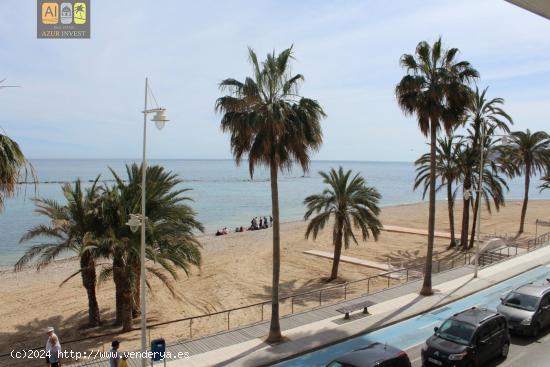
[26,158,415,164]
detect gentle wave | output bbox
[17,176,314,185]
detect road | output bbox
[274,265,550,366]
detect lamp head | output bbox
[464,189,472,201]
[151,108,169,130]
[126,214,141,233]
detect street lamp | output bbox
[126,77,169,367]
[472,129,510,279]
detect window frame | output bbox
[476,322,492,344]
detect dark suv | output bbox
[497,282,550,336]
[326,342,411,367]
[421,307,510,367]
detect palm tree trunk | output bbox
[465,125,481,251]
[121,280,134,332]
[114,289,123,325]
[446,181,456,248]
[329,218,343,281]
[460,171,471,251]
[469,192,480,249]
[113,255,123,326]
[266,160,282,343]
[80,254,101,327]
[421,120,437,296]
[519,164,531,234]
[461,197,470,251]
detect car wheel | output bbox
[501,342,509,358]
[532,323,541,338]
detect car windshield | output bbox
[503,292,539,311]
[436,319,476,346]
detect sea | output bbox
[1,159,549,266]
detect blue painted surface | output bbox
[275,266,550,366]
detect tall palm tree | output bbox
[395,38,478,295]
[462,87,512,248]
[304,167,382,281]
[16,178,103,327]
[99,164,203,331]
[502,130,550,234]
[216,46,325,342]
[414,134,463,248]
[466,132,510,248]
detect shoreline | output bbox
[0,200,431,270]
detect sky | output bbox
[0,0,549,161]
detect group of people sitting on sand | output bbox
[215,227,230,236]
[215,215,273,236]
[249,215,272,230]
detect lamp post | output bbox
[471,127,509,278]
[125,77,169,367]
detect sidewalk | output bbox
[72,243,550,367]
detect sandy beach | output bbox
[1,200,548,365]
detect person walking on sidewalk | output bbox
[45,327,61,366]
[109,340,120,367]
[48,335,61,367]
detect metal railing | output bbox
[528,231,550,250]
[3,231,550,365]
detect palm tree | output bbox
[466,132,510,248]
[216,46,325,342]
[16,178,103,327]
[0,79,35,211]
[0,133,36,211]
[462,87,512,248]
[99,164,203,331]
[304,167,382,281]
[395,38,478,295]
[502,130,550,234]
[414,134,463,248]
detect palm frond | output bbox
[59,268,83,287]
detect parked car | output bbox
[326,342,411,367]
[497,282,550,336]
[421,307,510,367]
